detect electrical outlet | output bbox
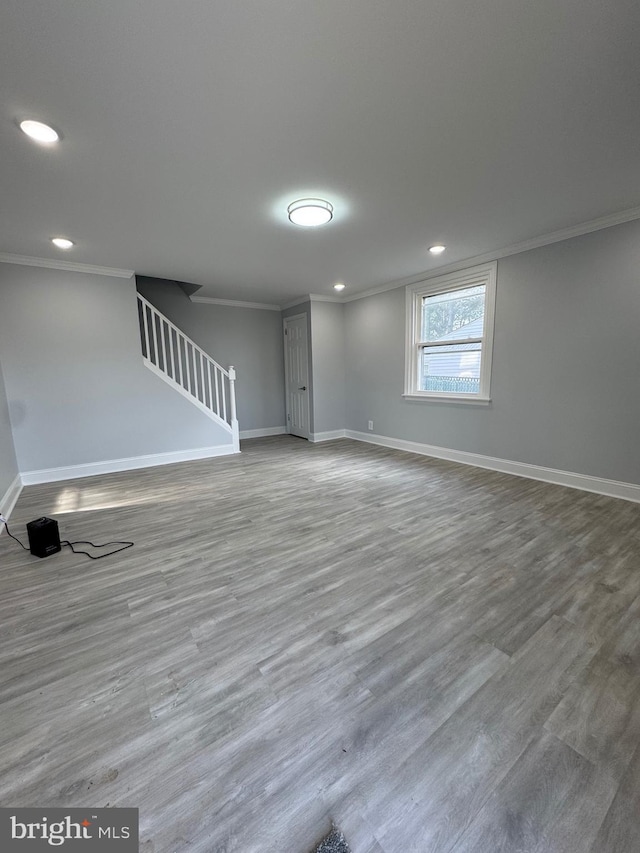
[368,420,374,431]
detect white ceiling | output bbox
[2,0,639,306]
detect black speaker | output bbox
[27,517,61,558]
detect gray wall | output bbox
[137,278,285,432]
[0,358,19,505]
[345,218,640,484]
[310,301,345,435]
[3,218,637,484]
[0,264,232,473]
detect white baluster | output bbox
[206,359,213,414]
[151,308,159,367]
[191,344,197,397]
[161,319,168,374]
[178,334,185,389]
[185,341,192,393]
[168,326,176,381]
[142,300,151,359]
[221,368,228,423]
[199,352,205,404]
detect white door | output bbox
[284,314,310,439]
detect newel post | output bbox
[228,366,240,452]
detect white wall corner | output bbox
[309,430,347,443]
[280,296,312,311]
[239,426,287,439]
[344,429,640,504]
[308,294,345,303]
[0,474,23,530]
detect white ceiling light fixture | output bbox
[333,283,345,291]
[51,237,74,250]
[19,119,60,144]
[287,198,333,227]
[429,244,446,255]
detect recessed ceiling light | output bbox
[287,198,333,227]
[334,283,346,291]
[51,237,74,250]
[429,245,446,255]
[19,120,60,144]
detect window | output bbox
[404,262,497,403]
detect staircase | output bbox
[137,293,239,451]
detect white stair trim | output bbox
[143,358,231,434]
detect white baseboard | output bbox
[0,473,23,531]
[310,430,347,443]
[344,430,640,503]
[21,444,239,486]
[239,426,287,439]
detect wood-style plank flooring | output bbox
[1,436,640,852]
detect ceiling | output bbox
[1,0,639,306]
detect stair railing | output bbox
[137,293,239,451]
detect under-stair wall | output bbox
[0,264,236,485]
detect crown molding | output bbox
[0,252,134,278]
[309,293,345,303]
[280,293,345,310]
[342,204,640,303]
[280,296,312,310]
[190,295,281,311]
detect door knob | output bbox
[298,385,307,391]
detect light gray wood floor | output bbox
[1,436,640,852]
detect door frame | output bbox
[283,312,311,439]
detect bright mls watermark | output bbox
[0,809,138,851]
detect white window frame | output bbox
[404,261,497,404]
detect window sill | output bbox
[402,393,491,406]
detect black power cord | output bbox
[60,538,134,560]
[3,521,29,551]
[2,520,133,560]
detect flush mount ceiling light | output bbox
[429,244,446,255]
[19,119,60,144]
[287,198,333,227]
[333,283,346,291]
[51,237,74,250]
